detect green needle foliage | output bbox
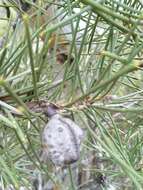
[0,0,143,189]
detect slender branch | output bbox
[64,61,143,107]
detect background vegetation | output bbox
[0,0,143,189]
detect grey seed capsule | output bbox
[41,105,84,166]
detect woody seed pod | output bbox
[41,105,84,166]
